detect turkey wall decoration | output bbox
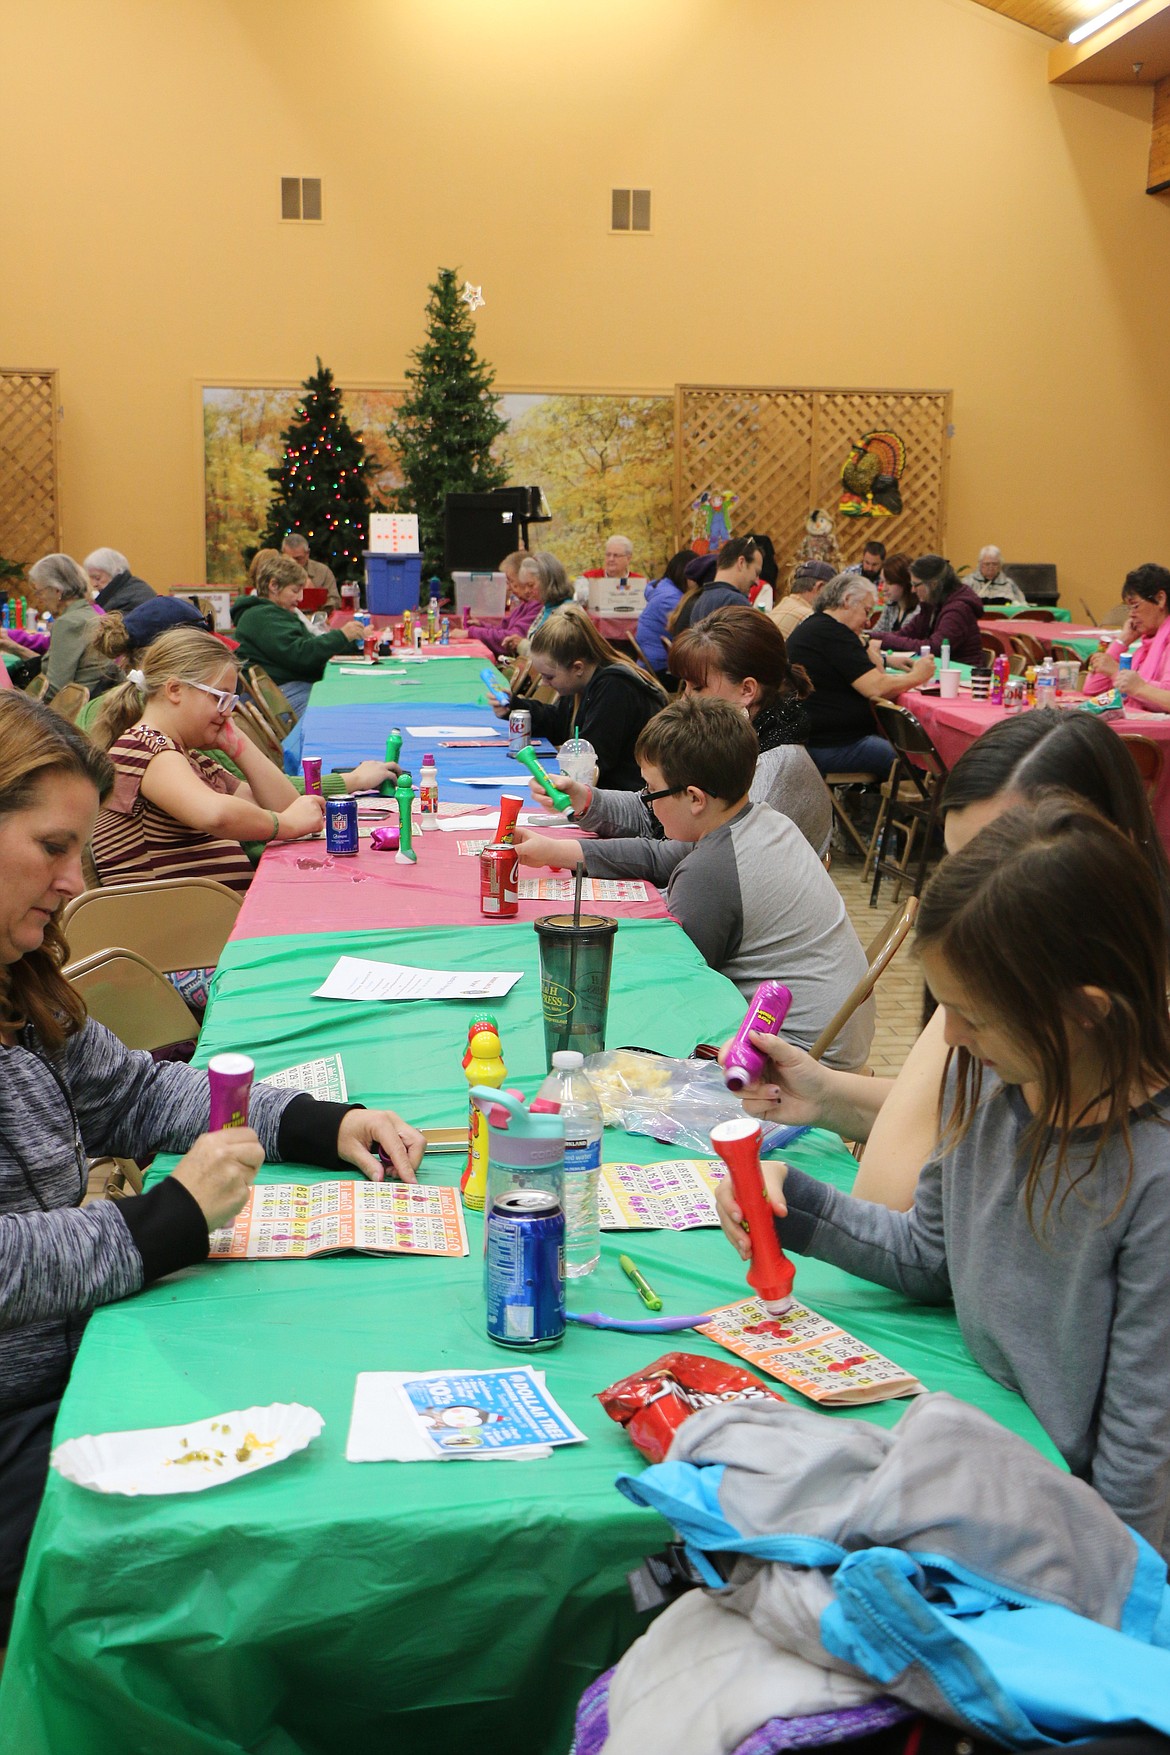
[839,430,905,520]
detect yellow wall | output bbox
[4,0,1169,614]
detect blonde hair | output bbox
[89,629,239,750]
[260,555,308,598]
[529,604,665,694]
[248,548,282,592]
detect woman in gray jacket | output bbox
[0,693,423,1634]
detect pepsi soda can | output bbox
[325,795,359,857]
[486,1190,565,1349]
[508,708,532,756]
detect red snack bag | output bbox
[597,1351,784,1463]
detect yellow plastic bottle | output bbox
[461,1018,506,1211]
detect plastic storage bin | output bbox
[364,552,421,615]
[452,571,507,618]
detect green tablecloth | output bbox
[1000,603,1071,621]
[0,920,1057,1755]
[309,655,508,707]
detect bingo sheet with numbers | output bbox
[208,1182,468,1260]
[599,1159,725,1230]
[696,1297,923,1406]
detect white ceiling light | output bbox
[1069,0,1146,45]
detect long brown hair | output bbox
[529,604,665,694]
[89,629,239,751]
[917,795,1170,1232]
[668,604,811,707]
[0,695,114,1052]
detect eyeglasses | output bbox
[638,783,686,807]
[187,680,239,715]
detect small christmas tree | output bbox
[386,268,508,571]
[259,359,377,585]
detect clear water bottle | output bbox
[1035,657,1057,708]
[536,1051,603,1276]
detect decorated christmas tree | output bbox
[259,359,377,585]
[385,268,508,571]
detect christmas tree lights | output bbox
[259,358,377,585]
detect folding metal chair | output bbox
[62,877,241,975]
[867,700,949,906]
[48,681,90,722]
[808,896,919,1062]
[1117,733,1164,803]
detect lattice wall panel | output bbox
[675,385,951,576]
[811,391,951,569]
[0,371,60,567]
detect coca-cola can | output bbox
[480,842,519,918]
[363,633,379,662]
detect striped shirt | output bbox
[91,724,255,892]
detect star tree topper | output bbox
[460,280,485,312]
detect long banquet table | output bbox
[0,645,1061,1754]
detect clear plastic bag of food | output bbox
[582,1049,806,1156]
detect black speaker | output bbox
[443,488,550,572]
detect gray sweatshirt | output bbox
[0,1018,352,1417]
[577,750,831,867]
[779,1070,1170,1556]
[585,798,871,1070]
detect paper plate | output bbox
[50,1403,324,1496]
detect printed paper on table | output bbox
[346,1366,585,1463]
[600,1158,725,1231]
[520,878,650,903]
[696,1296,923,1406]
[313,955,523,1002]
[209,1181,468,1260]
[263,1053,348,1103]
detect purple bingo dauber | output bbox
[722,980,793,1094]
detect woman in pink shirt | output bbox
[1086,563,1170,710]
[466,551,540,660]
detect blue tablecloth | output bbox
[297,701,556,809]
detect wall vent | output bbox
[611,188,651,232]
[281,177,323,221]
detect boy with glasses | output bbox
[514,696,873,1070]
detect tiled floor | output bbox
[830,859,927,1077]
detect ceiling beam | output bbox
[1048,0,1170,81]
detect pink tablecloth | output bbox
[326,612,491,659]
[231,819,671,939]
[904,689,1170,848]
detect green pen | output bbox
[619,1253,663,1312]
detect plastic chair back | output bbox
[808,897,919,1063]
[62,877,241,974]
[64,948,199,1052]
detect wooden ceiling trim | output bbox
[966,0,1103,41]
